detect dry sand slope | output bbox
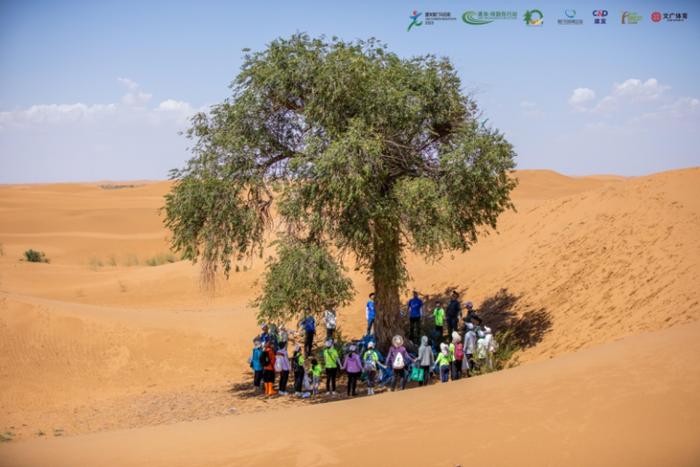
[4,320,700,467]
[0,168,699,464]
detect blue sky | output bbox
[1,0,699,182]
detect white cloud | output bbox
[0,79,203,182]
[117,77,152,106]
[568,88,596,111]
[613,78,669,101]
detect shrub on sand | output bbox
[24,249,49,263]
[145,252,177,266]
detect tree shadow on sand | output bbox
[478,288,552,350]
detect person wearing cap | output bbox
[341,344,363,397]
[464,301,483,325]
[476,328,487,370]
[484,326,497,370]
[406,291,424,343]
[249,338,264,394]
[417,335,435,386]
[446,291,461,339]
[464,322,477,376]
[385,335,413,391]
[362,341,383,395]
[436,343,452,383]
[322,340,341,395]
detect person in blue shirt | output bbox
[407,290,424,343]
[366,292,376,336]
[299,309,316,357]
[249,338,264,394]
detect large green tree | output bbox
[164,34,517,348]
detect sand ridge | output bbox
[0,168,699,463]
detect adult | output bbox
[446,291,461,339]
[385,335,413,391]
[407,291,423,343]
[322,340,341,395]
[341,344,363,397]
[324,305,337,341]
[366,293,376,336]
[299,310,316,357]
[431,301,445,343]
[464,301,483,325]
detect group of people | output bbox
[248,290,498,398]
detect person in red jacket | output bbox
[262,340,277,395]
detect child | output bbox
[417,335,435,386]
[291,343,305,396]
[464,323,477,376]
[275,345,291,395]
[484,326,497,370]
[450,332,464,380]
[476,328,487,370]
[249,338,264,393]
[385,335,413,391]
[261,340,277,396]
[324,306,337,341]
[322,339,340,395]
[310,358,322,396]
[341,344,363,397]
[436,343,451,383]
[431,301,445,343]
[277,326,289,351]
[362,341,383,395]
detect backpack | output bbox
[455,343,464,360]
[392,351,405,369]
[274,354,284,372]
[259,350,270,367]
[364,352,378,372]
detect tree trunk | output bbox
[372,218,405,352]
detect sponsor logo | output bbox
[462,10,517,25]
[592,9,608,25]
[558,9,583,25]
[407,10,423,31]
[651,11,688,23]
[621,11,642,24]
[523,9,544,26]
[408,10,456,31]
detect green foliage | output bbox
[88,257,104,270]
[256,239,354,324]
[473,328,521,376]
[145,252,177,266]
[0,431,14,442]
[24,249,49,263]
[164,34,517,334]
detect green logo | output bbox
[408,10,423,31]
[462,11,493,25]
[524,9,544,26]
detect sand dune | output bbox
[4,319,700,466]
[0,168,699,464]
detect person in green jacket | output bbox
[322,340,340,395]
[310,358,322,396]
[362,341,385,395]
[436,343,451,383]
[431,301,446,343]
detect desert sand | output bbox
[1,168,699,465]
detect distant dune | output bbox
[0,168,699,465]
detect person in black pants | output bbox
[299,311,316,357]
[291,344,305,395]
[446,291,461,339]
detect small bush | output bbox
[145,252,176,266]
[124,254,139,266]
[107,255,117,267]
[24,249,49,263]
[88,257,104,270]
[0,431,14,442]
[0,242,4,256]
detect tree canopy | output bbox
[164,34,517,347]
